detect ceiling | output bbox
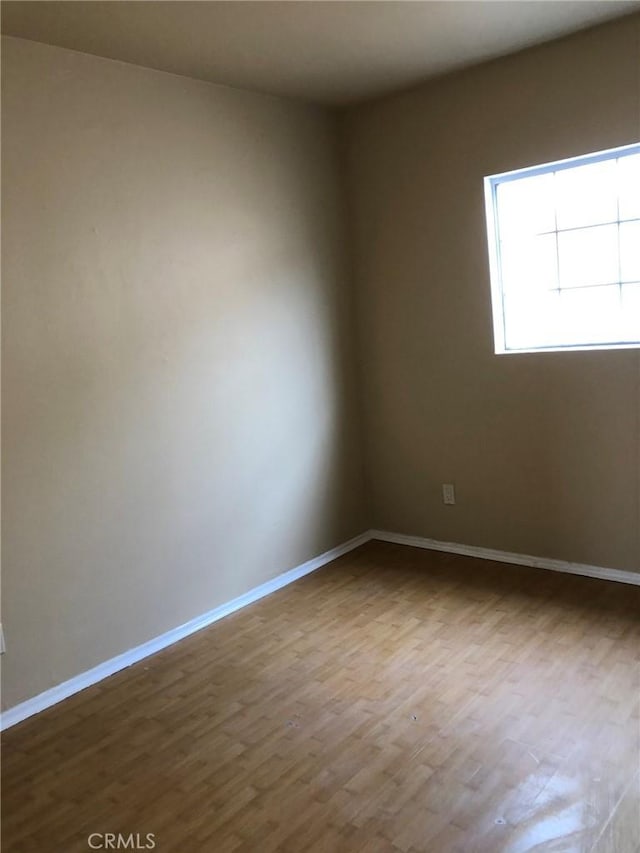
[2,1,639,106]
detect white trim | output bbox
[483,142,640,356]
[483,172,506,353]
[370,530,640,586]
[4,528,637,730]
[488,140,640,184]
[0,532,370,731]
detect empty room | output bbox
[1,2,639,851]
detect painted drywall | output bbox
[342,15,640,573]
[1,36,366,709]
[3,1,636,105]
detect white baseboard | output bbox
[370,529,640,586]
[4,528,637,731]
[0,531,371,731]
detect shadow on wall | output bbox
[1,35,366,709]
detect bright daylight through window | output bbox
[484,143,640,353]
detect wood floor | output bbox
[3,541,639,852]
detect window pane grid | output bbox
[497,160,638,294]
[485,142,640,352]
[527,279,640,292]
[535,215,640,237]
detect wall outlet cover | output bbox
[442,483,456,505]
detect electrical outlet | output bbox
[0,624,5,654]
[442,483,456,505]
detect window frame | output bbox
[484,142,640,355]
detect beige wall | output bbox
[3,14,640,713]
[343,15,640,573]
[1,36,366,709]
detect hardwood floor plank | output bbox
[2,541,639,851]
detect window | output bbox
[484,143,640,353]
